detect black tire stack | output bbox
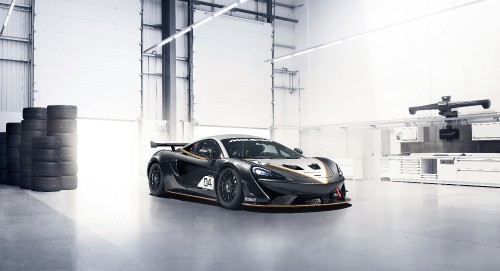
[0,132,7,184]
[19,107,48,189]
[6,123,22,185]
[31,136,62,192]
[47,105,78,190]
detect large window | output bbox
[221,138,301,159]
[183,140,223,159]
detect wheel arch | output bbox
[147,158,160,175]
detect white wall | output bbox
[287,0,500,179]
[34,0,141,120]
[193,11,272,129]
[0,0,32,114]
[32,0,142,180]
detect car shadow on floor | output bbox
[244,203,352,213]
[157,193,352,213]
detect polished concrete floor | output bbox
[1,179,500,271]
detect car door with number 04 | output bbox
[177,139,222,191]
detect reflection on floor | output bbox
[1,179,500,270]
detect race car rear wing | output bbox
[150,141,188,151]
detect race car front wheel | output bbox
[149,163,167,197]
[216,168,244,210]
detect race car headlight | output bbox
[252,167,285,179]
[336,164,343,176]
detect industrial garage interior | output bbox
[1,0,500,270]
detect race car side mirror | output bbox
[294,148,303,154]
[198,148,214,162]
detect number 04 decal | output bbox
[197,176,214,190]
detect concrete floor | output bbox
[1,179,500,271]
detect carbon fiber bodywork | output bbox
[147,135,347,206]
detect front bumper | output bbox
[243,197,351,208]
[256,177,345,196]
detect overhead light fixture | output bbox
[273,55,293,62]
[144,0,248,53]
[293,47,317,57]
[267,0,487,63]
[192,16,213,29]
[0,0,16,36]
[172,27,192,39]
[317,40,342,50]
[157,37,174,47]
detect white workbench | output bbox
[381,153,500,187]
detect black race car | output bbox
[147,135,348,209]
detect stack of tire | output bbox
[19,108,48,189]
[31,136,62,192]
[47,105,78,190]
[6,123,22,185]
[0,132,7,184]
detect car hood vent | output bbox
[282,164,304,170]
[308,163,321,170]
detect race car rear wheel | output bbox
[216,168,243,210]
[149,163,166,197]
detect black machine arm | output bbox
[150,141,188,151]
[409,96,491,118]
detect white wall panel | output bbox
[0,61,29,111]
[0,0,32,113]
[193,11,272,128]
[34,0,140,120]
[294,0,500,127]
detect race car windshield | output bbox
[221,138,302,159]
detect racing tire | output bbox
[32,136,61,150]
[48,133,77,147]
[21,130,47,142]
[148,163,167,197]
[47,119,77,133]
[7,173,20,185]
[31,177,62,192]
[32,149,61,162]
[61,175,78,190]
[0,169,7,183]
[32,162,60,177]
[19,142,32,155]
[19,178,31,189]
[47,105,78,119]
[19,154,32,166]
[216,168,244,210]
[0,132,6,144]
[60,162,78,176]
[23,107,48,120]
[0,159,6,169]
[340,183,347,198]
[21,119,47,131]
[20,169,32,178]
[7,160,20,173]
[6,135,21,147]
[6,148,20,160]
[6,123,22,135]
[60,147,77,162]
[0,145,6,155]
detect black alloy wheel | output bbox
[149,163,166,197]
[216,168,243,210]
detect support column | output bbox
[266,0,273,23]
[162,0,177,140]
[187,0,194,122]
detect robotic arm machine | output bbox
[408,96,491,141]
[409,96,490,118]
